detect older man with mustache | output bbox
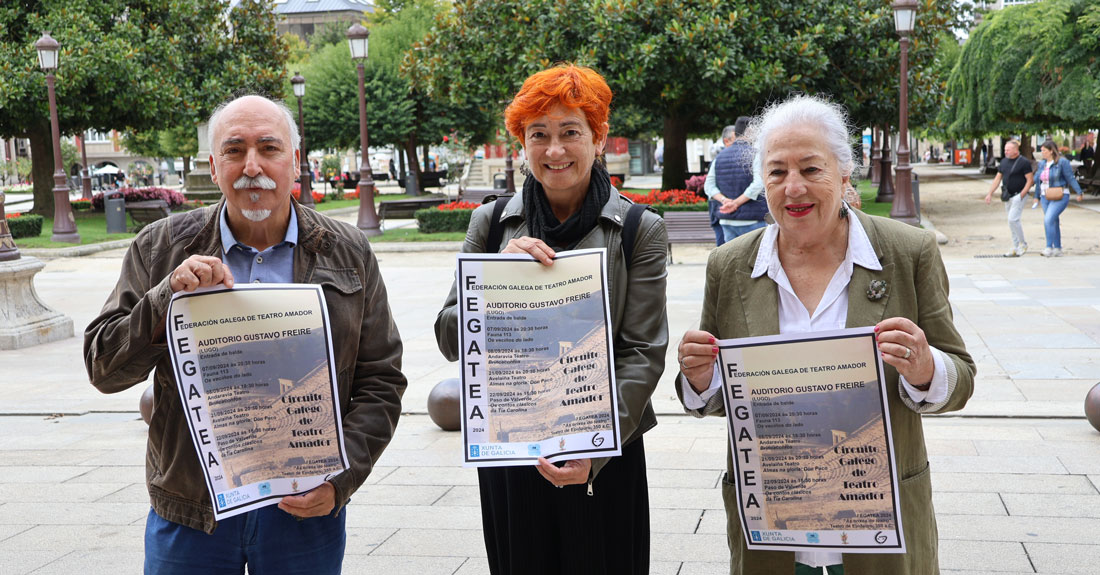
[84,94,406,574]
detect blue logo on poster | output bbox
[806,532,820,543]
[217,494,226,508]
[258,482,271,497]
[527,444,541,456]
[750,531,762,542]
[470,445,480,458]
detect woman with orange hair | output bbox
[435,65,668,573]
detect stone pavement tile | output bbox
[452,558,491,575]
[1016,379,1100,402]
[647,468,722,489]
[651,532,729,563]
[941,572,1035,575]
[0,524,145,554]
[984,333,1098,349]
[939,540,1032,573]
[345,504,481,530]
[929,455,1068,475]
[678,562,732,575]
[0,525,32,543]
[922,423,1044,441]
[343,555,467,575]
[966,379,1026,403]
[377,466,480,486]
[62,465,145,484]
[0,549,68,575]
[374,449,472,467]
[651,509,705,534]
[651,562,686,575]
[31,549,144,575]
[689,436,731,455]
[362,467,397,485]
[0,466,89,484]
[71,446,146,466]
[1090,475,1100,492]
[342,527,399,555]
[1034,422,1100,443]
[925,439,979,456]
[356,484,452,506]
[95,483,150,503]
[0,501,147,526]
[369,528,487,557]
[973,439,1100,459]
[0,482,128,503]
[1026,542,1100,575]
[933,472,1098,495]
[938,514,1100,544]
[0,449,111,466]
[1002,493,1100,518]
[696,509,727,534]
[1058,456,1100,475]
[934,492,1006,516]
[645,451,722,471]
[432,485,478,507]
[648,487,724,510]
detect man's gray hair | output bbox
[721,125,737,142]
[207,94,300,154]
[748,94,859,180]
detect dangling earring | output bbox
[839,201,849,219]
[519,161,530,177]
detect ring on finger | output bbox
[903,346,912,360]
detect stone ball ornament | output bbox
[428,378,462,431]
[140,384,155,425]
[1086,382,1100,433]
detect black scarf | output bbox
[522,160,612,249]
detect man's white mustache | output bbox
[233,175,277,190]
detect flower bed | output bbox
[415,201,479,233]
[91,187,186,211]
[4,213,44,238]
[291,186,326,204]
[71,198,93,211]
[619,189,708,216]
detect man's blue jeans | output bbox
[708,199,726,246]
[721,220,768,243]
[144,506,346,574]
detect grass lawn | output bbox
[315,193,430,212]
[369,228,466,242]
[856,179,892,218]
[12,211,132,249]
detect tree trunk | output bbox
[182,156,191,180]
[404,137,422,197]
[28,124,55,217]
[1019,132,1033,160]
[422,144,430,173]
[661,114,690,191]
[397,143,406,176]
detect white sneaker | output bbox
[1053,248,1063,257]
[1041,247,1053,257]
[1004,248,1020,257]
[1017,243,1028,256]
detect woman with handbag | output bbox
[1035,140,1084,257]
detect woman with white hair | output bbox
[675,95,975,575]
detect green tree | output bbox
[942,0,1100,152]
[422,0,965,190]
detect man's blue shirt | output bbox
[218,203,297,284]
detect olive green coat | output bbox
[677,210,975,575]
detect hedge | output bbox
[6,214,44,239]
[415,207,473,234]
[91,187,187,211]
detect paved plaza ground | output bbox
[1,163,1099,574]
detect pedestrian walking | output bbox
[983,140,1034,257]
[1034,140,1084,257]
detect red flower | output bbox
[436,201,480,211]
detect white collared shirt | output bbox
[681,212,948,567]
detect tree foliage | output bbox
[942,0,1100,139]
[420,0,966,190]
[0,0,286,214]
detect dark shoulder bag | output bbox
[1000,156,1024,201]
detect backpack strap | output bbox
[484,196,510,254]
[621,203,649,270]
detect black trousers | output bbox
[478,437,650,575]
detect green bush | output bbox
[415,208,473,234]
[6,214,44,239]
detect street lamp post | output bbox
[875,127,895,203]
[889,0,919,225]
[79,132,92,200]
[36,33,80,243]
[347,23,381,236]
[290,72,314,208]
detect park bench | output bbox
[1079,176,1100,196]
[459,187,507,205]
[125,199,171,232]
[399,170,448,190]
[663,211,714,263]
[377,196,448,225]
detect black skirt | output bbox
[477,437,650,575]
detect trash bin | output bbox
[105,195,126,234]
[912,173,920,219]
[492,173,506,190]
